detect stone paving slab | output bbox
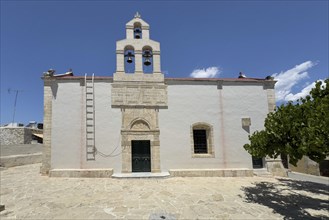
[1,164,328,219]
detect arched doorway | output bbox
[120,113,161,173]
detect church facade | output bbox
[40,14,285,177]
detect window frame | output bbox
[190,122,215,158]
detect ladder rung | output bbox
[86,99,93,101]
[87,131,94,133]
[86,86,93,88]
[86,92,93,94]
[86,105,93,107]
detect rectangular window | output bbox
[193,129,208,154]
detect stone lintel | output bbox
[121,130,160,135]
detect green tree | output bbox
[244,78,329,166]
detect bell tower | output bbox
[111,13,167,173]
[114,12,162,77]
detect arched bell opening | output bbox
[124,45,135,73]
[142,46,153,74]
[133,22,142,39]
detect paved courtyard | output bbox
[0,164,328,219]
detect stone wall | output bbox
[0,128,25,145]
[289,156,320,176]
[0,127,42,145]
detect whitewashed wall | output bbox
[159,81,268,171]
[51,80,122,171]
[51,79,269,173]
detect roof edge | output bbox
[45,75,276,83]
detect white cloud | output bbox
[272,61,317,102]
[190,67,221,78]
[284,80,324,101]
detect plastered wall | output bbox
[51,80,122,171]
[51,79,269,173]
[159,82,268,171]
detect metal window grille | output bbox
[193,129,208,154]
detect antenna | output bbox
[8,88,23,124]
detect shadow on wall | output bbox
[240,178,329,219]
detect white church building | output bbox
[40,13,285,177]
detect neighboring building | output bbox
[40,13,285,177]
[0,122,43,145]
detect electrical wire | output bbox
[94,133,122,157]
[95,145,122,157]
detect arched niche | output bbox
[142,45,153,74]
[130,118,151,131]
[124,45,135,73]
[133,22,142,39]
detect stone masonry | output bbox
[0,127,42,145]
[40,76,53,175]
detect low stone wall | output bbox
[0,127,43,145]
[49,169,114,178]
[266,159,288,177]
[0,153,42,168]
[169,169,253,177]
[289,156,320,176]
[0,127,25,145]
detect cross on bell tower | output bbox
[114,12,162,76]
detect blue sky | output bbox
[1,0,328,125]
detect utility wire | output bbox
[8,88,23,124]
[94,133,122,157]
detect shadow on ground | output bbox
[240,178,329,220]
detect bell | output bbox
[124,51,135,63]
[134,28,141,39]
[144,58,151,66]
[143,50,152,66]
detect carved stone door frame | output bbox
[120,108,161,173]
[121,130,160,173]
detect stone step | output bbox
[112,172,170,178]
[253,169,273,177]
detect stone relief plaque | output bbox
[111,84,167,107]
